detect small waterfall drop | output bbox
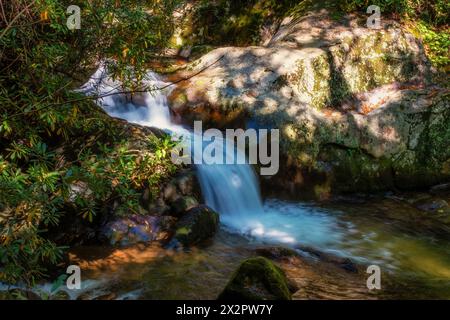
[80,66,265,230]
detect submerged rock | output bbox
[297,245,359,273]
[174,205,219,246]
[255,246,300,261]
[218,257,294,300]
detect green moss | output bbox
[218,257,292,300]
[175,226,191,236]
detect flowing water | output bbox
[22,67,449,300]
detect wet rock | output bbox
[174,205,219,246]
[100,214,161,246]
[171,196,199,216]
[218,257,293,300]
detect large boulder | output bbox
[218,257,294,300]
[174,205,219,245]
[167,9,449,197]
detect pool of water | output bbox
[57,195,450,300]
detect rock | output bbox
[166,9,449,197]
[286,277,300,294]
[100,214,161,246]
[155,215,178,241]
[68,180,94,203]
[255,246,299,260]
[163,182,179,203]
[163,170,200,205]
[148,198,170,216]
[176,171,199,196]
[297,246,359,273]
[174,205,219,246]
[218,257,293,300]
[171,196,199,216]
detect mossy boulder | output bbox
[174,205,219,245]
[218,257,293,300]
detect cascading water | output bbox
[76,65,450,284]
[80,65,345,249]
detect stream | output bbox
[18,67,449,300]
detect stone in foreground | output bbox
[218,257,293,300]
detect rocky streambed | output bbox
[2,189,449,300]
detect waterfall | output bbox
[80,66,344,248]
[80,66,266,230]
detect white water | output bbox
[80,66,344,248]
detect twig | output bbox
[0,0,8,25]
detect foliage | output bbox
[335,0,449,71]
[0,0,180,286]
[191,0,300,46]
[414,22,450,71]
[337,0,449,26]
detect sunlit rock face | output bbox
[167,9,449,197]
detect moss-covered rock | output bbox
[174,205,219,245]
[218,257,293,300]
